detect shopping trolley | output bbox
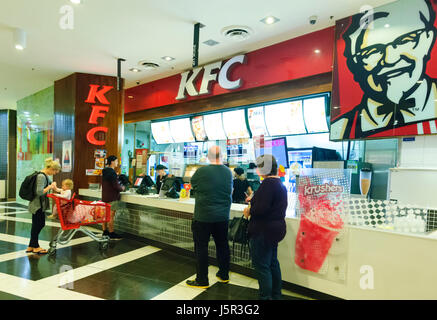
[47,193,111,255]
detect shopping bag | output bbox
[228,215,250,259]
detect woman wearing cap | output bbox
[101,155,124,240]
[243,154,287,300]
[232,167,253,204]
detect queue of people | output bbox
[21,148,287,300]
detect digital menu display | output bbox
[255,137,289,169]
[264,101,306,136]
[303,97,328,133]
[222,109,250,139]
[288,149,313,171]
[184,144,198,158]
[247,107,269,137]
[151,121,174,144]
[203,113,227,141]
[191,116,208,142]
[169,118,195,143]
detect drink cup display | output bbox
[360,169,372,196]
[295,186,345,273]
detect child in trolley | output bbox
[48,179,74,219]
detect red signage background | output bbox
[125,27,335,114]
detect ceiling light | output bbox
[261,16,280,25]
[129,68,141,73]
[161,56,175,61]
[70,0,81,4]
[384,24,390,28]
[13,28,26,51]
[314,49,321,54]
[128,96,134,99]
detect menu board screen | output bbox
[191,116,208,142]
[255,137,289,169]
[288,149,313,171]
[203,113,227,140]
[222,109,249,139]
[248,107,269,136]
[151,121,174,144]
[303,97,328,133]
[264,100,306,136]
[169,118,195,143]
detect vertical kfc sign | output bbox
[85,84,113,145]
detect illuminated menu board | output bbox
[222,109,250,139]
[264,101,307,136]
[247,106,269,137]
[203,113,227,140]
[151,121,174,144]
[191,116,208,142]
[303,97,328,133]
[169,118,195,143]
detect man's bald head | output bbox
[208,145,222,164]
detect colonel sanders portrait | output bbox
[330,0,437,140]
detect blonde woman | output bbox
[26,158,60,255]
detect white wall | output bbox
[398,135,437,169]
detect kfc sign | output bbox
[176,54,246,100]
[85,84,112,145]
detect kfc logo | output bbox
[331,0,437,140]
[85,84,112,146]
[175,54,246,100]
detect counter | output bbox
[79,188,437,300]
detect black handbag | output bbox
[228,215,250,259]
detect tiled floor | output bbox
[0,201,312,300]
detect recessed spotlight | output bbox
[261,16,280,25]
[161,56,175,61]
[384,24,390,28]
[70,0,81,4]
[128,96,134,99]
[314,49,321,54]
[129,68,141,73]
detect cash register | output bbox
[134,175,156,195]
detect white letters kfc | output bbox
[175,54,246,100]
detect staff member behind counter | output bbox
[155,164,173,194]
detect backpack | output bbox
[19,172,48,201]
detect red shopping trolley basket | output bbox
[48,193,111,230]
